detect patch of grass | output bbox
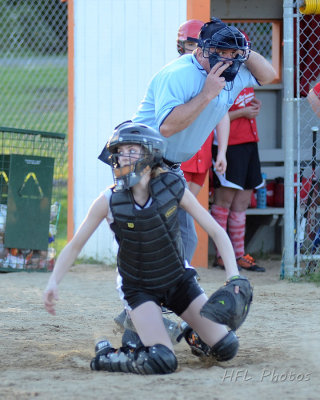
[54,185,67,256]
[75,257,105,265]
[303,270,320,285]
[284,268,320,285]
[0,57,68,133]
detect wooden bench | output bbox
[246,147,313,216]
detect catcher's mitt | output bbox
[200,275,253,331]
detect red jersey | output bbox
[228,88,259,145]
[313,82,320,98]
[181,130,214,173]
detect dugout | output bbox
[0,127,66,272]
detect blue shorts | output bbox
[119,268,204,316]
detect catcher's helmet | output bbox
[198,18,250,82]
[99,122,165,191]
[177,19,204,55]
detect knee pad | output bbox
[210,331,239,361]
[90,343,177,375]
[134,344,177,374]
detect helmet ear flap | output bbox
[177,40,185,55]
[98,146,113,165]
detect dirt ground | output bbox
[0,259,319,400]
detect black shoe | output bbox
[95,338,112,356]
[237,254,265,272]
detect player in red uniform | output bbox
[307,81,320,117]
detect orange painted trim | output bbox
[67,0,74,241]
[272,21,282,83]
[187,0,210,269]
[187,0,210,22]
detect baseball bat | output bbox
[298,126,318,243]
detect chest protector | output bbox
[110,172,186,291]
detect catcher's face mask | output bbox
[198,22,250,84]
[111,144,152,191]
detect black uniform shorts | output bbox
[120,268,204,316]
[212,142,263,190]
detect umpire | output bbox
[132,18,276,262]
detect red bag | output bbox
[274,177,284,207]
[267,181,275,207]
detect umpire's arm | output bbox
[244,50,276,86]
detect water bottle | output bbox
[257,173,267,208]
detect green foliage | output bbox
[0,60,68,133]
[303,270,320,285]
[0,0,68,133]
[0,0,67,55]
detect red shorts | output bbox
[183,171,207,186]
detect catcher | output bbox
[43,122,253,375]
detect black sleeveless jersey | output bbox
[110,172,186,290]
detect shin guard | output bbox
[90,342,177,375]
[210,330,239,361]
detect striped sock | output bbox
[211,205,229,258]
[228,210,246,259]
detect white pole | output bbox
[283,0,296,277]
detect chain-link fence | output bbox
[295,8,320,275]
[228,21,273,64]
[0,0,68,134]
[0,1,68,270]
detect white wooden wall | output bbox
[73,0,187,262]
